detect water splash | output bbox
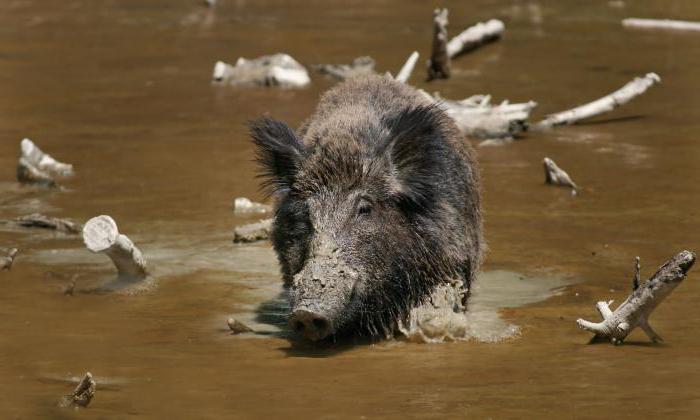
[399,270,571,343]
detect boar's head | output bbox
[250,105,468,341]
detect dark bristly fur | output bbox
[249,75,482,340]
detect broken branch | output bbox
[447,19,505,58]
[83,215,147,280]
[433,93,537,139]
[534,73,661,129]
[15,214,82,234]
[313,56,376,81]
[233,218,272,243]
[543,157,577,191]
[59,372,96,408]
[427,8,450,81]
[623,18,700,32]
[17,138,74,187]
[395,51,419,84]
[212,54,310,88]
[1,248,19,270]
[577,250,696,345]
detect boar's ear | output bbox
[380,104,447,212]
[249,117,305,195]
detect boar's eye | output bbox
[357,199,373,218]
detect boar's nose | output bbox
[289,309,332,341]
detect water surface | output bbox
[2,0,700,417]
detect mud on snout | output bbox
[288,236,360,341]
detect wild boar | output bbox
[250,75,482,341]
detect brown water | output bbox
[2,0,700,418]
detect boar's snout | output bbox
[289,308,333,341]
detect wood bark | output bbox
[534,73,661,129]
[577,251,696,345]
[83,215,147,280]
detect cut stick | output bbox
[1,248,19,270]
[212,53,310,88]
[447,19,505,58]
[534,73,661,129]
[233,218,273,243]
[577,250,696,345]
[543,157,577,190]
[83,216,147,280]
[395,51,419,84]
[623,18,700,32]
[427,8,450,81]
[433,93,537,139]
[313,56,376,81]
[59,372,96,408]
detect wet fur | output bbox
[251,75,482,338]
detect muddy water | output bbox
[2,0,700,417]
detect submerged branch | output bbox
[83,215,148,281]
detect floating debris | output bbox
[314,56,376,81]
[233,197,272,215]
[15,214,82,233]
[17,138,73,187]
[212,53,310,88]
[83,215,147,280]
[1,248,19,271]
[58,372,96,408]
[447,18,505,58]
[543,158,578,191]
[233,218,272,243]
[434,93,537,139]
[228,317,254,334]
[577,251,696,345]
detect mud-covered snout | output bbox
[289,306,333,341]
[288,233,358,341]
